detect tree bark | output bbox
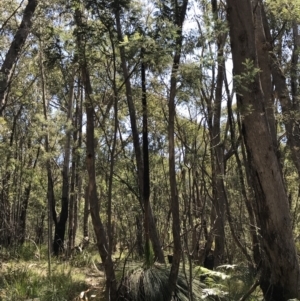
[226,0,300,299]
[0,0,38,114]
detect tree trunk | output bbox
[208,3,227,266]
[0,0,38,114]
[141,47,152,265]
[53,71,74,255]
[84,76,117,301]
[75,7,117,299]
[83,185,90,238]
[115,6,165,264]
[167,0,188,299]
[18,146,40,244]
[68,82,82,250]
[68,137,76,252]
[226,0,300,299]
[39,39,55,268]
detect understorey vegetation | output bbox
[1,0,300,300]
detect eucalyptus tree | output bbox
[226,0,300,299]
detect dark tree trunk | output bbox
[85,81,117,301]
[35,212,45,245]
[53,70,74,255]
[83,185,90,238]
[208,8,227,266]
[68,146,76,252]
[74,81,83,246]
[115,6,165,264]
[141,47,152,264]
[18,144,40,245]
[167,0,188,299]
[135,215,144,257]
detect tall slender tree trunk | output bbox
[68,75,79,252]
[39,40,54,275]
[208,2,227,266]
[53,71,74,255]
[226,0,300,299]
[83,185,90,238]
[0,0,38,114]
[68,81,82,249]
[167,0,188,299]
[75,7,117,299]
[68,135,76,252]
[141,47,152,265]
[114,6,165,263]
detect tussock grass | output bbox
[0,263,89,301]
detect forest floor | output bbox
[0,246,106,301]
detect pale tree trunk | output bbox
[0,0,38,114]
[167,0,188,299]
[115,6,165,263]
[226,0,300,299]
